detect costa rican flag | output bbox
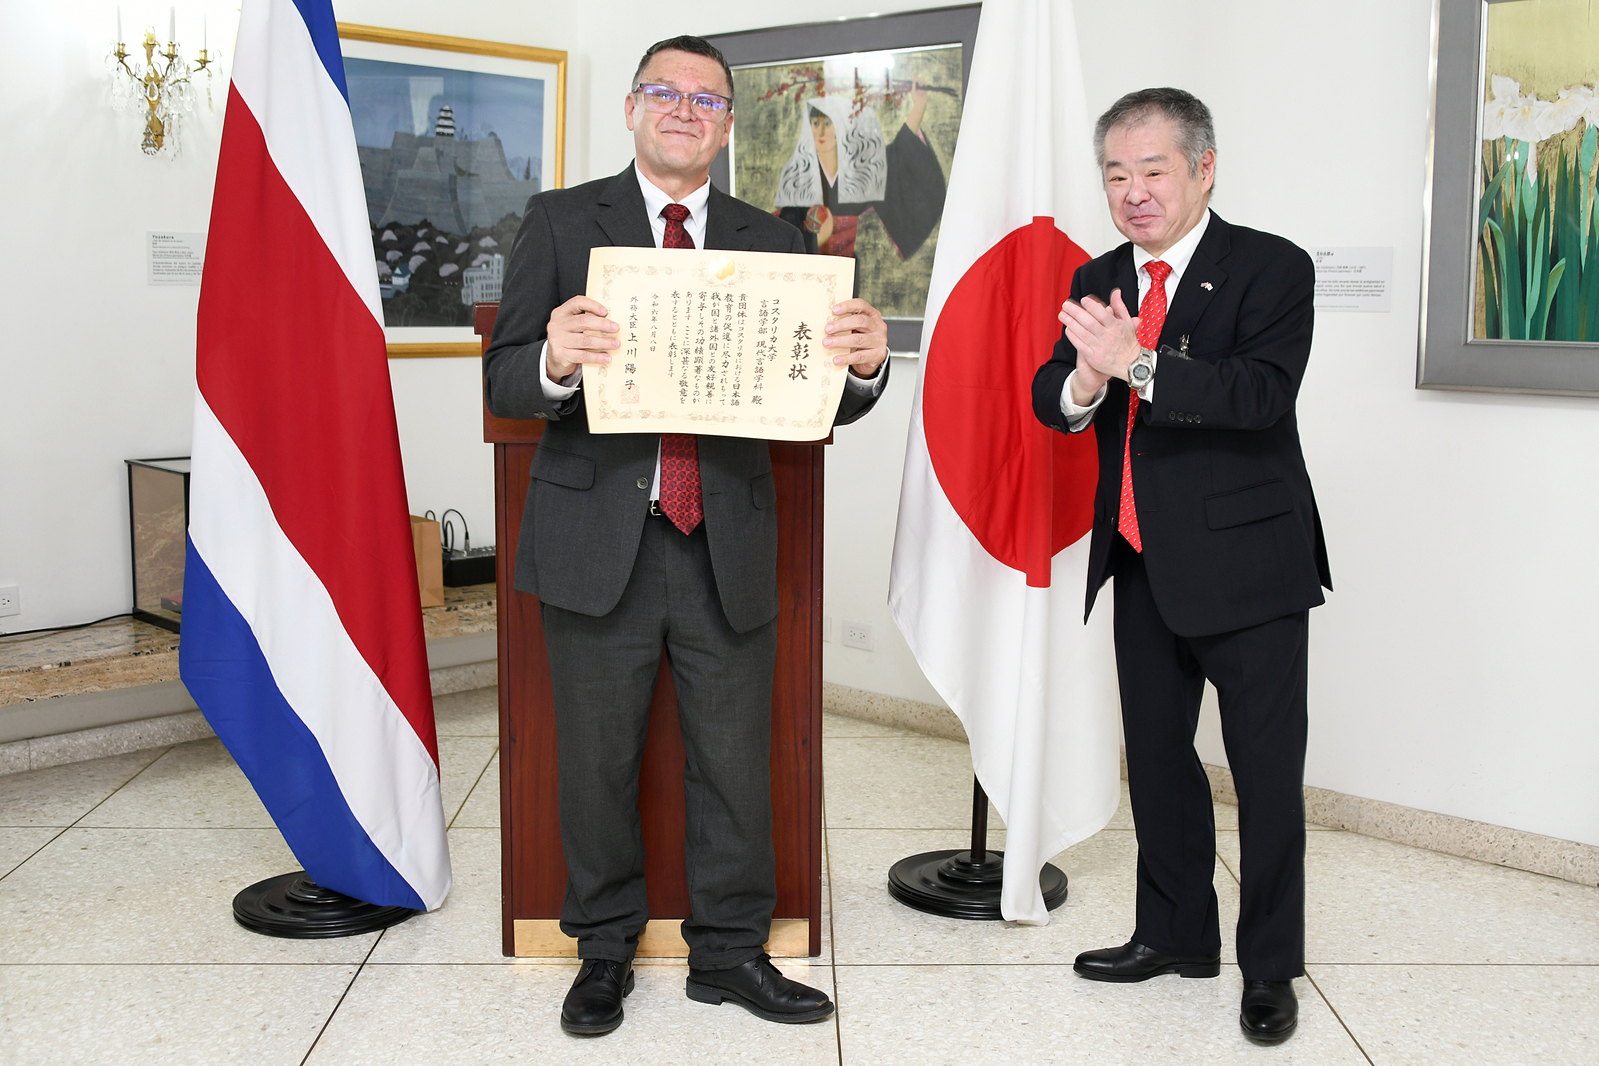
[888,0,1118,923]
[179,0,451,911]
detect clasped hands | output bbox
[1060,289,1144,407]
[545,295,889,383]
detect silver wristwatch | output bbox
[1128,347,1156,391]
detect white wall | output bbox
[5,0,1596,848]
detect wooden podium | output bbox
[474,304,824,959]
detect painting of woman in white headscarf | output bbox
[730,46,962,320]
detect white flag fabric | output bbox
[888,0,1121,923]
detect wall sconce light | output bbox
[108,7,223,158]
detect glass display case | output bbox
[126,457,190,633]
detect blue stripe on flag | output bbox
[179,538,424,910]
[287,0,349,102]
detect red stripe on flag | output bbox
[923,217,1098,588]
[197,85,438,765]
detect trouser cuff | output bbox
[686,945,766,972]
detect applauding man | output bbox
[1033,88,1331,1045]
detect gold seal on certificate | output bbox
[583,247,857,441]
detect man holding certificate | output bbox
[484,35,889,1037]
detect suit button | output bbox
[636,477,649,489]
[1167,411,1179,421]
[1193,414,1202,423]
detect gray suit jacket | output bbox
[484,165,886,633]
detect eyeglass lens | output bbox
[637,85,729,117]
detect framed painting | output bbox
[336,24,566,358]
[1418,0,1599,394]
[707,6,980,353]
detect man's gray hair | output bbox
[1093,87,1216,176]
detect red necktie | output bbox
[657,204,703,535]
[1118,259,1171,553]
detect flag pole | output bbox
[886,776,1068,920]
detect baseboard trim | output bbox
[0,661,496,776]
[824,682,1599,889]
[823,681,965,741]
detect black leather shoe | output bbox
[1073,940,1221,982]
[560,958,634,1036]
[1240,979,1297,1044]
[686,953,835,1023]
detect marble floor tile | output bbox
[825,736,1003,830]
[0,827,377,964]
[452,750,500,828]
[1219,830,1599,964]
[0,963,356,1066]
[826,827,1241,967]
[369,827,506,965]
[309,961,841,1065]
[439,736,500,826]
[834,964,1367,1065]
[0,826,59,878]
[0,749,163,827]
[78,738,271,828]
[434,686,500,737]
[1310,964,1599,1066]
[822,712,917,738]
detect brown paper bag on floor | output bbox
[410,515,444,608]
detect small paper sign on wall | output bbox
[147,232,206,286]
[1312,247,1393,313]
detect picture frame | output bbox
[335,23,566,358]
[1418,0,1599,395]
[707,5,980,353]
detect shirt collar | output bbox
[1132,208,1211,279]
[636,168,711,224]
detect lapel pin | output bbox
[1200,281,1214,291]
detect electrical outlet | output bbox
[824,614,834,642]
[842,620,874,651]
[0,585,18,618]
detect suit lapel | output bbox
[1159,212,1230,349]
[1113,246,1139,314]
[595,164,655,249]
[704,187,755,251]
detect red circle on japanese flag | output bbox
[921,218,1098,588]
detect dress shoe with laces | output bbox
[1240,979,1298,1044]
[1073,940,1222,982]
[560,958,634,1035]
[685,953,835,1023]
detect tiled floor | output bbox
[2,688,1596,1065]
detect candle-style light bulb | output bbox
[203,16,208,52]
[168,7,175,44]
[117,6,123,44]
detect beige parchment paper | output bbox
[583,247,856,440]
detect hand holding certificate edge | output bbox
[826,297,890,378]
[546,295,619,383]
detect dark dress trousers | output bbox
[484,165,884,970]
[1032,212,1331,980]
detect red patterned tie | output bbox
[657,203,703,535]
[1118,259,1171,553]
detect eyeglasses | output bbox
[633,84,732,119]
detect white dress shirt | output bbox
[539,168,886,495]
[1061,209,1213,431]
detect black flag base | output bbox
[233,871,419,939]
[886,776,1069,921]
[887,848,1068,921]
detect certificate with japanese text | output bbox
[583,247,856,441]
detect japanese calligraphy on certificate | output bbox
[583,247,856,441]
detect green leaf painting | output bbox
[1474,0,1599,343]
